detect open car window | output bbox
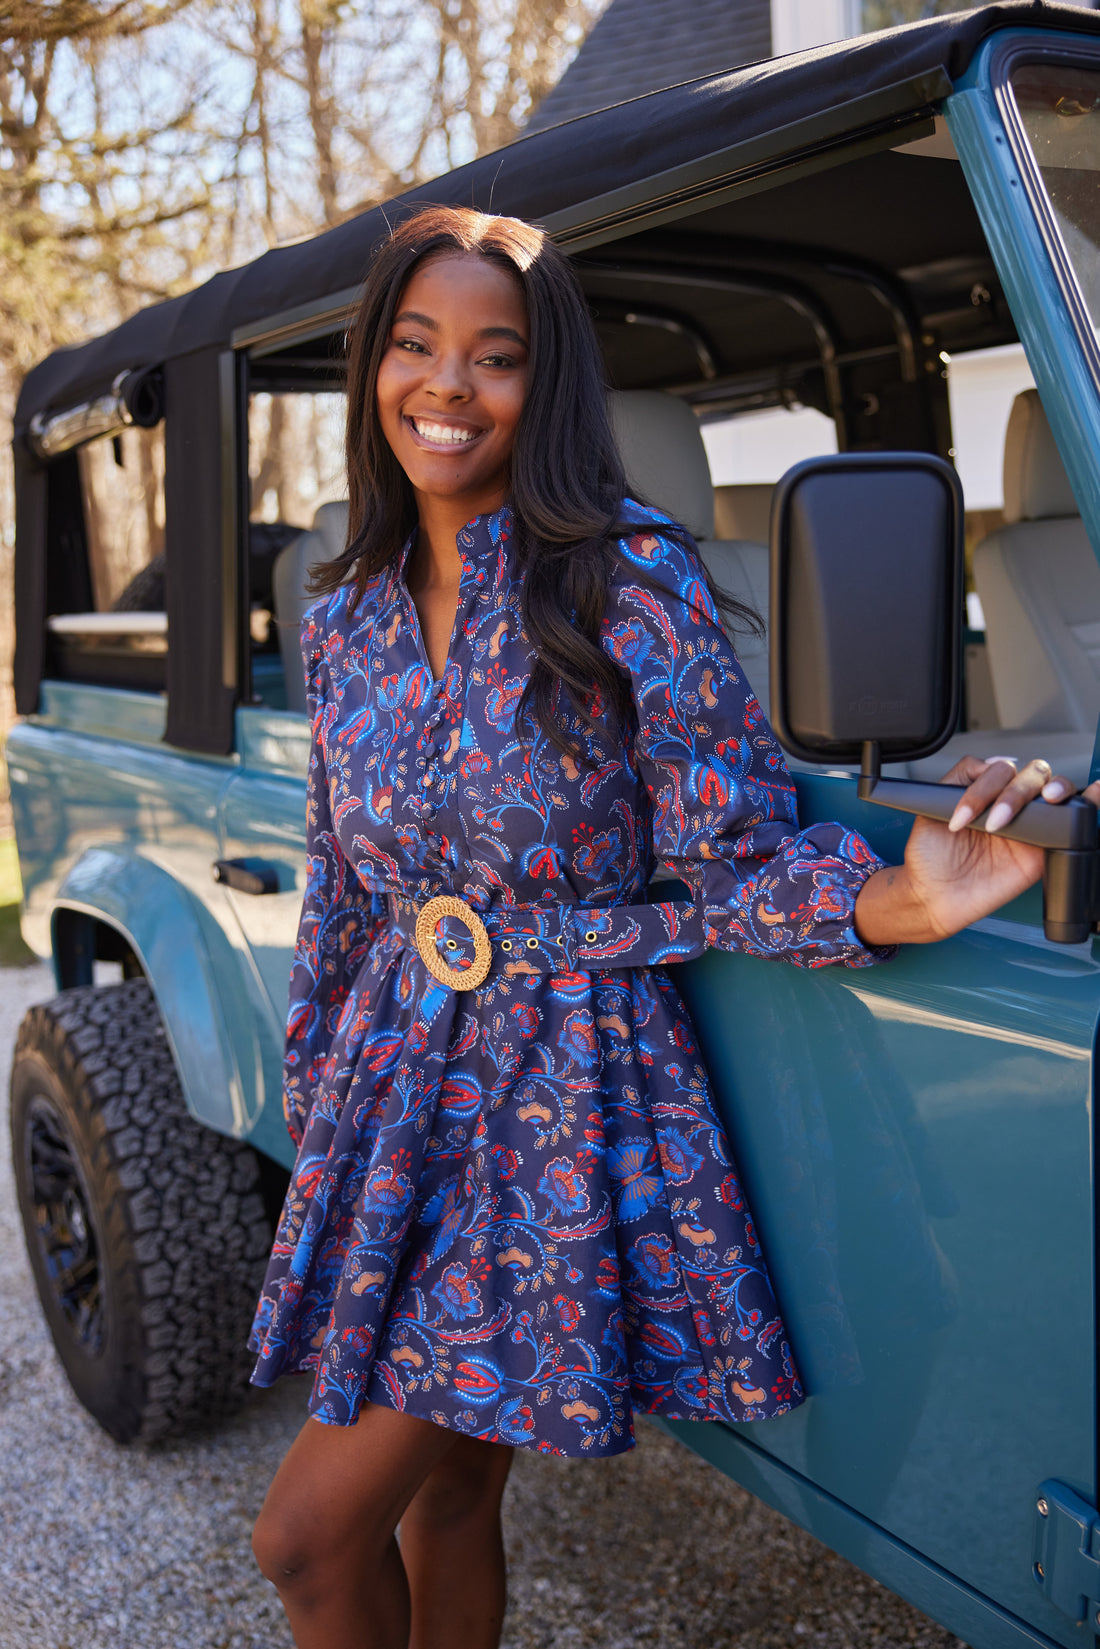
[45,425,168,692]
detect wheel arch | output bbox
[51,847,253,1139]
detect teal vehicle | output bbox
[9,5,1100,1644]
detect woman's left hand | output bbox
[853,755,1100,947]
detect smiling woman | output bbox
[307,206,757,760]
[244,204,1100,1649]
[374,253,530,677]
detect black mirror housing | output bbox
[769,452,964,766]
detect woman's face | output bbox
[375,250,530,519]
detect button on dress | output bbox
[248,501,893,1456]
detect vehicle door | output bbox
[217,712,311,1168]
[667,35,1100,1649]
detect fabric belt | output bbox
[386,891,706,991]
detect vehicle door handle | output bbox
[212,858,279,895]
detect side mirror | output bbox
[770,452,963,765]
[769,452,1098,944]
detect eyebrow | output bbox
[393,311,528,347]
[478,325,528,346]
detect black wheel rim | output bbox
[24,1095,104,1355]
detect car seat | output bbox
[973,389,1099,732]
[608,389,770,712]
[902,390,1098,788]
[272,499,350,713]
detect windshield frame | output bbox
[993,34,1100,399]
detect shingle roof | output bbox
[527,0,772,131]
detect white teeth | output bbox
[412,419,477,445]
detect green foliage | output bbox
[0,834,35,967]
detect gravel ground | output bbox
[0,962,967,1649]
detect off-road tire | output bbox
[10,980,274,1443]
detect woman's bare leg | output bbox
[400,1434,514,1649]
[252,1402,457,1649]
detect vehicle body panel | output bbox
[216,707,312,1166]
[7,683,264,1140]
[660,1417,1075,1649]
[671,776,1097,1648]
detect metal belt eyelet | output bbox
[414,895,492,990]
[585,930,598,943]
[446,939,458,950]
[501,939,513,952]
[526,937,538,949]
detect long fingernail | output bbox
[948,804,974,833]
[1042,780,1069,800]
[986,801,1012,832]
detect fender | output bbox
[51,846,257,1139]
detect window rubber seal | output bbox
[990,32,1100,402]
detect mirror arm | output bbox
[856,741,1100,944]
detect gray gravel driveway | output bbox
[0,963,967,1649]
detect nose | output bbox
[423,347,472,403]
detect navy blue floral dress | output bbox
[248,501,892,1455]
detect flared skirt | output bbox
[248,930,803,1456]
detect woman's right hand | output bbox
[854,755,1100,947]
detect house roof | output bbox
[526,0,772,132]
[17,1,1100,434]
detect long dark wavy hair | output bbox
[312,204,759,752]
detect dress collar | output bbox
[388,504,515,600]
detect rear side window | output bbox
[45,425,168,693]
[79,425,166,610]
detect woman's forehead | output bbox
[398,250,527,319]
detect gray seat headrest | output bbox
[312,498,350,560]
[272,499,350,713]
[608,389,714,541]
[1003,389,1077,523]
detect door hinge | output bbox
[1034,1479,1100,1627]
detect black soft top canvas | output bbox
[14,0,1100,432]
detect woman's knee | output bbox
[252,1500,317,1588]
[253,1403,458,1590]
[252,1493,384,1591]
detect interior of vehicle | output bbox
[245,111,1100,786]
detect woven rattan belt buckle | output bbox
[414,895,493,991]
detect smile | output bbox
[407,417,483,450]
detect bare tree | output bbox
[205,0,603,244]
[299,0,339,226]
[0,0,211,373]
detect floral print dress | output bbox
[247,501,893,1456]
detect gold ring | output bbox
[414,895,492,991]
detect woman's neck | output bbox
[410,488,505,591]
[405,490,504,679]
